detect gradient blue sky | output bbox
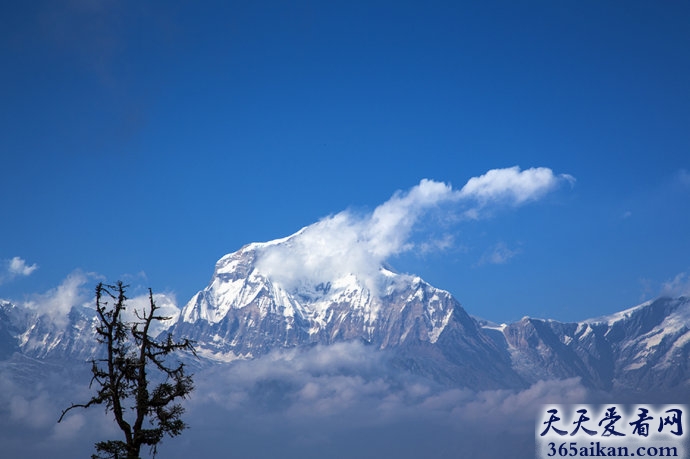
[1,0,689,323]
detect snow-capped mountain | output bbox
[0,299,20,359]
[170,239,524,389]
[0,300,99,361]
[1,230,689,393]
[488,296,690,391]
[175,240,464,354]
[166,232,690,392]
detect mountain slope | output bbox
[171,240,524,389]
[0,300,99,361]
[1,231,688,393]
[487,296,690,391]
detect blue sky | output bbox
[1,0,689,323]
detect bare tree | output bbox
[59,282,195,459]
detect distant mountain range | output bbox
[2,230,689,393]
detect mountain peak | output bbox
[174,229,479,359]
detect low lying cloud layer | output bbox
[5,342,590,459]
[256,166,574,291]
[191,342,588,427]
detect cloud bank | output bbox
[0,341,590,459]
[192,342,587,424]
[256,166,573,291]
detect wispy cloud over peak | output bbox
[661,272,690,298]
[255,179,464,292]
[365,178,458,258]
[256,167,573,292]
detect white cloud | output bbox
[18,272,179,331]
[121,291,180,337]
[256,167,573,292]
[366,179,457,257]
[50,412,86,441]
[459,166,575,209]
[9,393,55,429]
[676,169,690,187]
[0,340,590,458]
[23,271,92,327]
[477,242,521,266]
[661,272,690,298]
[0,256,38,284]
[8,257,38,276]
[191,342,588,429]
[256,179,460,292]
[419,234,455,254]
